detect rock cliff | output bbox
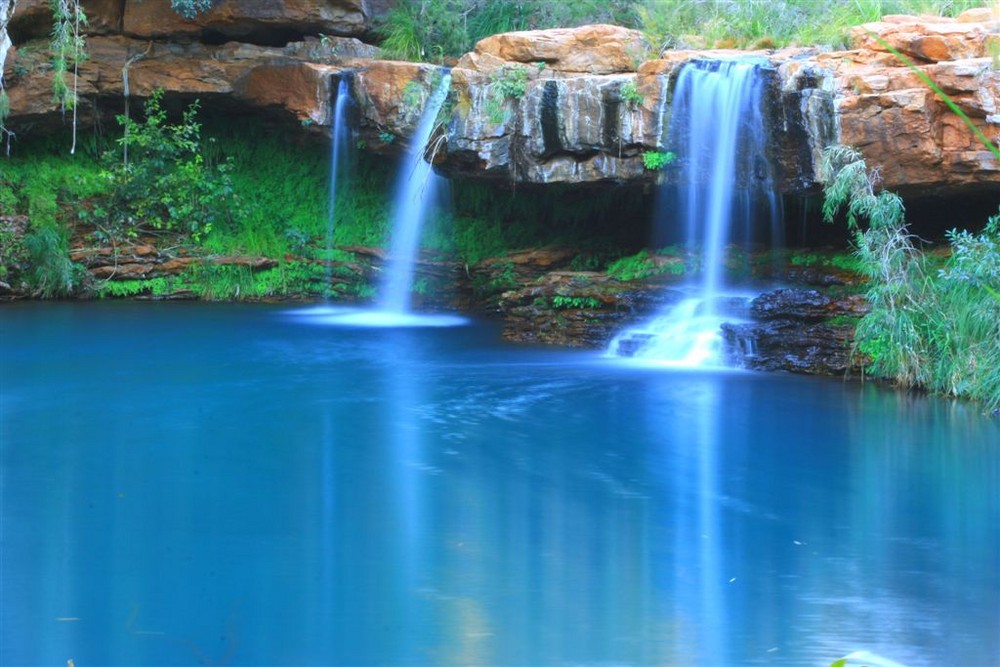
[3,4,998,196]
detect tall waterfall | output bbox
[326,75,352,296]
[379,72,452,314]
[609,59,780,367]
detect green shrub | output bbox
[97,89,237,242]
[823,146,1000,411]
[640,0,989,52]
[642,150,675,171]
[485,65,530,125]
[24,224,78,297]
[551,295,602,309]
[620,80,644,108]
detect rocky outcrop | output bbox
[820,11,1000,195]
[9,0,378,43]
[432,13,1000,194]
[4,8,998,195]
[721,288,869,374]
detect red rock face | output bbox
[3,9,999,196]
[122,0,370,41]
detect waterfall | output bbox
[288,70,464,328]
[609,59,780,367]
[378,71,452,314]
[326,75,352,297]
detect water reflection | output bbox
[2,304,998,666]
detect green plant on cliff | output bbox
[642,150,675,171]
[620,80,644,108]
[97,89,236,242]
[485,64,529,124]
[823,146,1000,411]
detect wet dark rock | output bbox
[749,287,865,321]
[723,320,860,375]
[723,288,870,374]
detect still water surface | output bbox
[3,303,998,666]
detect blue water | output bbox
[2,303,998,666]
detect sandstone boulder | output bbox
[851,9,998,62]
[459,24,649,75]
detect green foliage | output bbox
[376,0,644,63]
[640,0,989,52]
[170,0,215,19]
[97,277,170,298]
[642,150,676,171]
[97,89,236,242]
[485,65,530,125]
[824,146,1000,412]
[620,80,644,108]
[788,250,860,273]
[377,1,466,63]
[606,248,685,280]
[24,223,78,297]
[551,295,602,309]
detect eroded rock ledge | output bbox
[4,5,999,196]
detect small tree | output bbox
[96,89,237,243]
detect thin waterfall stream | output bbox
[608,59,780,367]
[325,76,352,297]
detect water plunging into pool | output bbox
[296,71,463,328]
[379,71,452,315]
[609,59,780,367]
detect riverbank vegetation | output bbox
[377,0,992,62]
[823,146,1000,412]
[0,90,652,300]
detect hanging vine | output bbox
[49,0,87,154]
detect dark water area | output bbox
[3,303,998,666]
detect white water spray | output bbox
[609,59,779,368]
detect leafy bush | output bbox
[823,146,1000,411]
[551,295,602,309]
[640,0,988,52]
[620,80,644,108]
[377,0,644,63]
[24,224,79,297]
[96,89,237,242]
[642,150,675,170]
[485,65,530,124]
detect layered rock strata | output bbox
[4,7,998,195]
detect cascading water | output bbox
[609,59,780,367]
[289,71,464,328]
[378,71,452,315]
[325,76,352,297]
